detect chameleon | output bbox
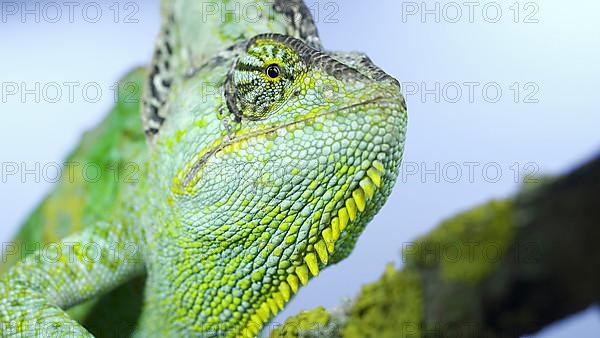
[0,0,407,337]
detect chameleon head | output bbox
[150,33,407,336]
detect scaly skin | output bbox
[0,1,407,337]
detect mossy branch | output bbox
[271,153,600,338]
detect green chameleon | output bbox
[0,1,407,336]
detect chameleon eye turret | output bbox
[225,35,307,120]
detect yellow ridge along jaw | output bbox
[322,228,333,251]
[338,208,349,231]
[292,160,385,286]
[330,218,340,240]
[279,283,291,301]
[267,298,279,315]
[245,317,261,338]
[304,253,319,276]
[257,303,270,321]
[352,188,366,212]
[287,275,299,293]
[314,240,329,264]
[273,293,285,310]
[239,161,385,337]
[345,198,357,221]
[296,265,309,285]
[367,168,382,187]
[360,177,375,199]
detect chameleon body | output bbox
[0,1,407,337]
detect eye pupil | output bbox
[266,64,281,79]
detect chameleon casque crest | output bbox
[0,1,407,337]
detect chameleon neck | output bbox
[138,242,273,337]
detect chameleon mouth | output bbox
[240,160,386,336]
[173,96,396,193]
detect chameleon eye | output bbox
[224,37,307,120]
[265,64,281,79]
